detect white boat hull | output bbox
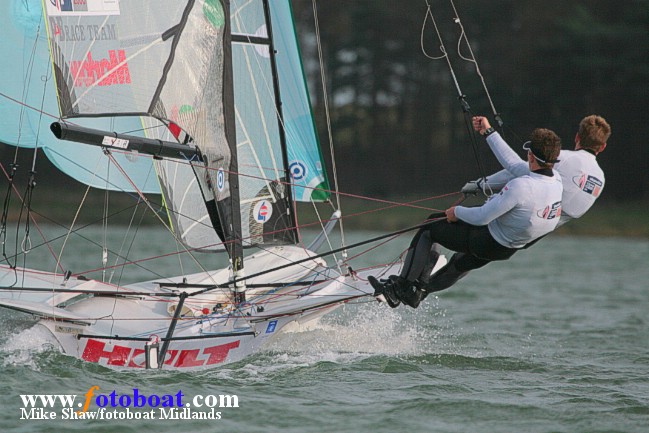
[0,246,403,370]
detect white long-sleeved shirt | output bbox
[483,132,605,226]
[455,171,563,248]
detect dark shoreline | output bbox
[4,192,647,239]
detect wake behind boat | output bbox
[1,0,452,370]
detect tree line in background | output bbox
[291,0,648,202]
[0,0,645,208]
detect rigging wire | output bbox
[448,0,503,129]
[2,126,456,286]
[0,2,481,308]
[190,213,446,298]
[102,156,110,282]
[104,152,218,278]
[1,21,46,269]
[421,0,489,186]
[312,0,347,264]
[0,6,481,337]
[0,162,18,267]
[19,26,55,268]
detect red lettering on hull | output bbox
[81,340,131,366]
[81,339,241,368]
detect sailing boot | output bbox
[391,244,441,309]
[368,275,403,308]
[392,278,428,309]
[423,253,468,292]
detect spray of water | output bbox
[0,323,61,370]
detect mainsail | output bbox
[1,0,330,256]
[161,0,330,252]
[0,0,159,193]
[36,0,242,263]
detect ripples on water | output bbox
[1,235,648,432]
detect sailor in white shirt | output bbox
[463,115,610,226]
[369,127,564,309]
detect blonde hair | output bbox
[578,115,611,151]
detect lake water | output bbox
[1,227,648,432]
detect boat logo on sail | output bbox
[253,200,273,224]
[217,169,225,191]
[289,161,308,181]
[47,0,121,16]
[69,50,131,88]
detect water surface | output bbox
[1,229,647,432]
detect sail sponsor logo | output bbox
[253,200,273,223]
[537,201,562,220]
[289,161,308,181]
[203,0,226,28]
[48,0,77,13]
[47,0,120,16]
[81,339,240,368]
[217,169,225,191]
[70,50,131,87]
[573,174,603,197]
[49,17,118,41]
[168,104,194,141]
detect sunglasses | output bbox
[523,141,560,164]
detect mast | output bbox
[220,0,246,302]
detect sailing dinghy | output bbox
[0,0,446,370]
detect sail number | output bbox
[102,136,129,149]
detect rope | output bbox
[0,15,44,268]
[0,163,18,266]
[20,33,54,260]
[448,0,503,129]
[421,0,490,185]
[421,0,464,99]
[312,0,348,260]
[190,213,446,297]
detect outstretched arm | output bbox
[486,132,530,177]
[472,116,530,177]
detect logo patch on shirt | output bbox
[573,174,603,197]
[538,201,562,220]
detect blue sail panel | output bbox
[270,1,330,202]
[230,0,298,247]
[0,0,159,194]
